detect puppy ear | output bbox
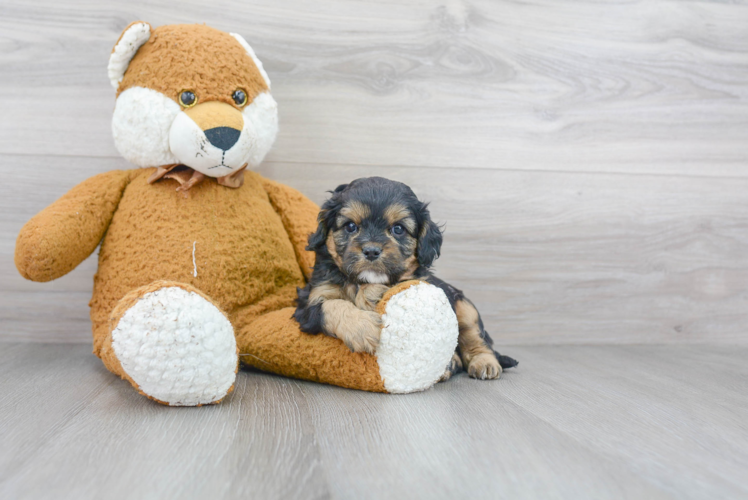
[306,220,328,251]
[416,204,443,268]
[108,21,152,90]
[306,186,347,250]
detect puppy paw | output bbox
[467,353,502,380]
[343,311,382,354]
[355,284,389,311]
[439,352,463,382]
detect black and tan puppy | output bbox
[294,177,517,380]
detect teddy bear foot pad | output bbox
[110,285,238,406]
[375,282,459,393]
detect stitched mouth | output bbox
[207,151,233,170]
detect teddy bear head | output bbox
[108,22,278,181]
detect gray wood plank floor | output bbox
[1,342,747,500]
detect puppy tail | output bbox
[494,351,519,369]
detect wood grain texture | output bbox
[1,343,747,499]
[0,0,747,176]
[4,154,748,344]
[1,0,748,344]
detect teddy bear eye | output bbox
[232,89,247,107]
[391,224,405,236]
[179,90,197,107]
[344,222,358,234]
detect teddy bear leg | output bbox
[235,307,388,392]
[99,281,238,406]
[235,280,458,394]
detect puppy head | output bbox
[108,22,277,178]
[308,177,443,285]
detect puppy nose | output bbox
[204,127,241,151]
[362,246,382,261]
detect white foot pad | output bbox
[376,283,459,393]
[111,287,237,406]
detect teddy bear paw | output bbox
[110,286,238,406]
[376,282,459,393]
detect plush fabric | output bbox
[116,24,268,104]
[87,169,308,357]
[103,280,238,406]
[15,170,132,282]
[108,21,151,89]
[14,22,458,404]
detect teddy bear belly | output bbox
[88,172,304,345]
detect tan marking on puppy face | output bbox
[379,243,403,267]
[338,201,371,226]
[118,24,268,108]
[338,200,419,284]
[321,299,381,354]
[418,223,429,240]
[326,232,344,268]
[309,282,344,305]
[383,203,409,225]
[383,203,416,233]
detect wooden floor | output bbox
[1,342,746,499]
[2,2,747,498]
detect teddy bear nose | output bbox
[204,127,241,151]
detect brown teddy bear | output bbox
[14,22,458,406]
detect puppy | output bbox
[294,177,518,380]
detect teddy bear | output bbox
[14,22,458,406]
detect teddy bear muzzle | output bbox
[169,101,253,179]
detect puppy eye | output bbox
[232,89,248,107]
[179,90,197,108]
[391,224,405,236]
[344,222,358,234]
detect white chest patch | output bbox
[358,271,390,284]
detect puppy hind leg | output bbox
[438,351,463,382]
[454,299,502,380]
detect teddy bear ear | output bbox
[107,21,152,90]
[229,33,271,89]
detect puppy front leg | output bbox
[322,299,382,354]
[354,284,389,311]
[455,298,502,380]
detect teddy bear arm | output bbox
[259,177,319,281]
[15,169,132,282]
